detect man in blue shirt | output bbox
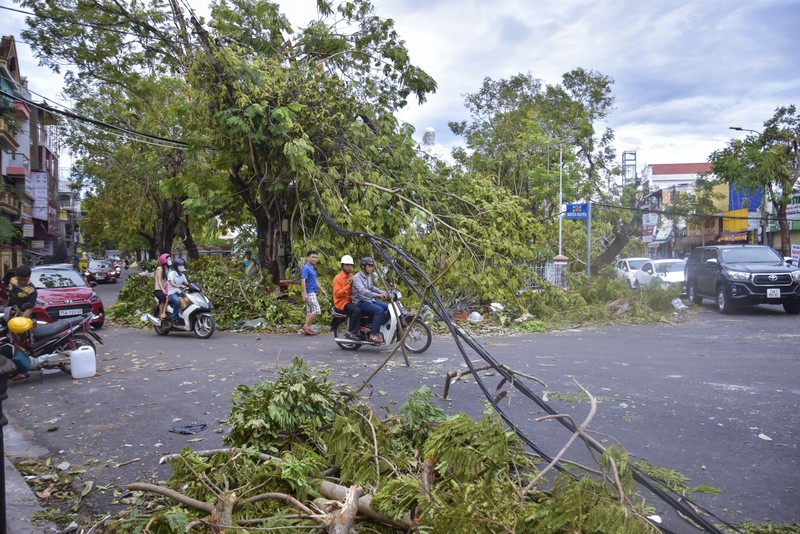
[300,250,328,335]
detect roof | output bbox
[651,163,711,175]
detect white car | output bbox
[633,259,687,292]
[615,257,651,288]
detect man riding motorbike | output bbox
[166,258,190,324]
[332,255,361,340]
[350,257,389,343]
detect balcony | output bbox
[5,153,29,178]
[0,190,21,218]
[0,118,19,149]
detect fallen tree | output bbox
[104,357,679,533]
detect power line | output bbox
[0,88,188,149]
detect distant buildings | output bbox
[639,162,766,258]
[0,35,81,273]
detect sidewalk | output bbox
[3,421,58,533]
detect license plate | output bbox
[767,288,780,299]
[96,274,106,279]
[60,308,83,316]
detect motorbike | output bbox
[145,282,216,339]
[0,312,103,376]
[332,290,432,353]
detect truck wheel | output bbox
[716,285,735,314]
[783,301,800,315]
[688,282,703,305]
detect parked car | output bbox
[615,257,651,288]
[633,259,686,293]
[1,264,105,328]
[85,259,119,284]
[684,245,800,314]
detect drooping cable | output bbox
[315,192,734,534]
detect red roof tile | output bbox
[651,163,711,175]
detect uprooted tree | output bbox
[21,0,633,302]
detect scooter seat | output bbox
[32,319,73,340]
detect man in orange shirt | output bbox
[332,255,361,340]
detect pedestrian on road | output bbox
[300,250,327,336]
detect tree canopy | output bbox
[710,105,800,255]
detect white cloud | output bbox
[2,0,797,169]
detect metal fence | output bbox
[521,261,567,291]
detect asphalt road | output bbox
[4,268,799,532]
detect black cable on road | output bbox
[315,192,733,534]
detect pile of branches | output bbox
[108,257,294,329]
[102,357,663,533]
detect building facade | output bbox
[1,35,77,274]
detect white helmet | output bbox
[340,255,354,265]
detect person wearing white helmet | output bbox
[332,254,360,339]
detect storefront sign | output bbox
[717,232,750,243]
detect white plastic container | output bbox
[69,346,96,379]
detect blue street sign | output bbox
[565,203,588,219]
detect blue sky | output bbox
[2,0,798,170]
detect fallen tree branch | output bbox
[520,379,598,500]
[147,447,416,530]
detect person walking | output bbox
[332,255,360,339]
[300,250,327,336]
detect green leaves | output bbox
[225,356,347,453]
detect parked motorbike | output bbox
[0,312,103,376]
[145,283,216,339]
[332,290,432,353]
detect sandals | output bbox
[12,372,28,381]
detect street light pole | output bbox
[558,144,563,256]
[728,127,767,245]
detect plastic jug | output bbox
[69,346,96,379]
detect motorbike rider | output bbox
[166,258,190,324]
[332,255,361,340]
[351,257,389,343]
[154,253,171,319]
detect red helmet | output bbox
[159,253,171,265]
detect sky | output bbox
[2,0,799,172]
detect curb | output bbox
[4,420,59,533]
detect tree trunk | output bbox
[592,192,641,275]
[777,203,790,256]
[179,219,200,260]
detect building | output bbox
[639,162,764,258]
[1,35,72,272]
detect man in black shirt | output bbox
[5,265,37,320]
